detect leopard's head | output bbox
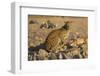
[62,21,72,30]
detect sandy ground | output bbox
[28,15,88,60]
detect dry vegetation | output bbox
[28,15,88,61]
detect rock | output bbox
[76,38,85,45]
[75,32,81,38]
[57,52,63,59]
[33,52,37,60]
[70,38,85,48]
[29,43,35,47]
[34,40,41,46]
[48,52,57,60]
[40,20,56,29]
[28,54,32,61]
[70,40,77,47]
[40,22,48,29]
[69,48,82,59]
[83,50,88,58]
[29,20,38,24]
[71,48,80,55]
[68,32,77,40]
[38,49,48,60]
[61,52,68,59]
[28,53,34,61]
[34,36,44,46]
[81,44,88,58]
[73,55,80,59]
[65,51,73,59]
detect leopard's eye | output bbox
[64,34,67,37]
[63,35,67,39]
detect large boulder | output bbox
[37,49,48,60]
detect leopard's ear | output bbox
[62,21,71,30]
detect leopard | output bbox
[45,21,72,53]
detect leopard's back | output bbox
[45,29,70,53]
